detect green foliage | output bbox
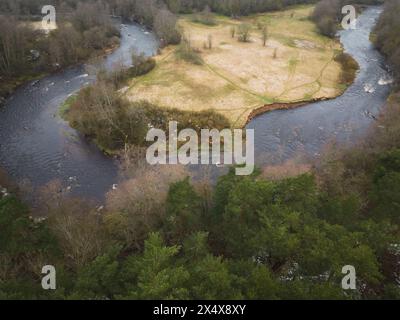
[229,260,279,299]
[0,196,61,299]
[237,23,252,42]
[164,178,203,243]
[370,149,400,222]
[70,246,122,299]
[121,233,190,299]
[0,196,58,257]
[188,255,240,299]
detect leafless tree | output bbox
[207,34,213,49]
[154,8,181,45]
[230,26,236,38]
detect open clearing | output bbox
[126,5,344,127]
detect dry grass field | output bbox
[125,5,344,127]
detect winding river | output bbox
[0,6,392,201]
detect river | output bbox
[0,6,392,201]
[247,6,392,164]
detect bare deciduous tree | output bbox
[154,8,181,45]
[105,165,189,250]
[230,26,236,38]
[0,16,33,76]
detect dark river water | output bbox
[0,6,392,201]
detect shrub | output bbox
[237,23,252,42]
[97,55,156,89]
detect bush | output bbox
[237,23,252,42]
[192,5,217,26]
[129,57,156,77]
[97,55,156,89]
[67,81,230,151]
